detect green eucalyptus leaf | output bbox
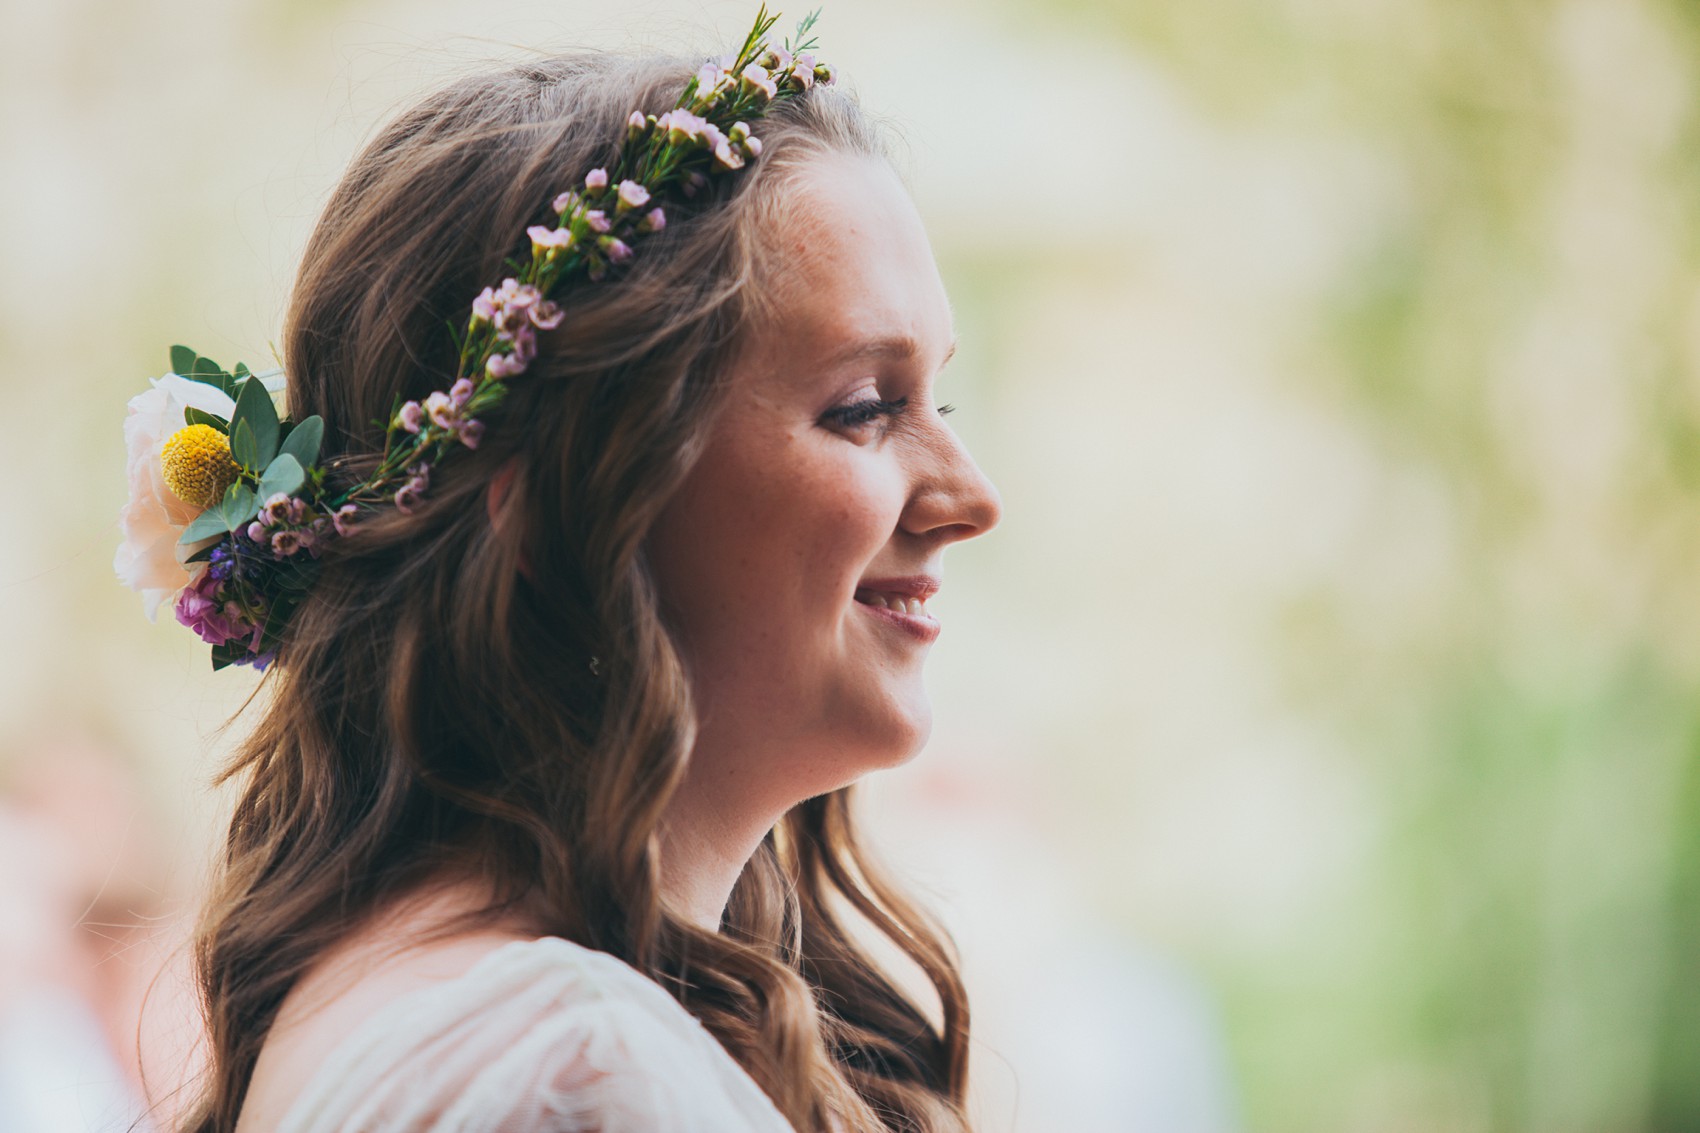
[232,376,280,467]
[230,418,258,471]
[233,362,251,382]
[184,406,229,432]
[178,510,230,545]
[170,345,197,377]
[278,416,324,471]
[189,354,233,396]
[257,453,305,501]
[218,483,258,530]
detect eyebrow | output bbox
[819,334,959,371]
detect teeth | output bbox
[856,590,930,616]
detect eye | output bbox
[820,395,908,432]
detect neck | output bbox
[657,757,788,932]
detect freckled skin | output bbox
[645,153,1001,920]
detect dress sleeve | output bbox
[277,938,795,1133]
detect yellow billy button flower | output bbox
[161,423,240,510]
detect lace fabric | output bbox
[278,937,797,1133]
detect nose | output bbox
[901,418,1002,545]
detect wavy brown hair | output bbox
[179,47,972,1133]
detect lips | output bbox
[853,575,942,643]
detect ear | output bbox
[485,461,534,581]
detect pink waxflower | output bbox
[424,391,456,430]
[394,483,423,514]
[449,378,475,407]
[458,420,485,450]
[584,210,611,234]
[261,492,292,527]
[553,190,579,215]
[814,62,836,85]
[246,521,267,544]
[760,47,793,73]
[740,63,777,101]
[528,224,573,253]
[743,135,763,158]
[471,288,498,325]
[789,62,815,90]
[627,110,648,136]
[713,140,745,171]
[530,300,564,330]
[398,400,425,433]
[271,529,304,558]
[584,167,609,193]
[486,351,527,379]
[639,208,666,234]
[332,504,359,537]
[695,62,725,94]
[599,236,633,264]
[616,180,650,212]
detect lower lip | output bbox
[854,598,941,644]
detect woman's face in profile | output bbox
[647,151,1001,810]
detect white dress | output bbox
[277,936,798,1133]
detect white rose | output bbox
[114,373,238,621]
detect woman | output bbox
[120,11,1000,1132]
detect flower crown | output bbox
[116,6,832,671]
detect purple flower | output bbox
[599,236,633,264]
[399,400,425,433]
[449,378,476,407]
[530,299,564,330]
[616,180,650,212]
[332,503,359,537]
[584,167,609,194]
[174,569,250,646]
[208,543,235,582]
[639,208,666,234]
[458,419,485,450]
[424,391,457,430]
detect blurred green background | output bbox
[2,0,1696,1130]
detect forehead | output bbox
[745,152,953,377]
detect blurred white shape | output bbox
[870,769,1240,1133]
[0,987,152,1133]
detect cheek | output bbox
[649,429,899,662]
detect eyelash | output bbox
[821,397,957,429]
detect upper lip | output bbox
[855,575,942,600]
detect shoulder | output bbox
[240,898,791,1133]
